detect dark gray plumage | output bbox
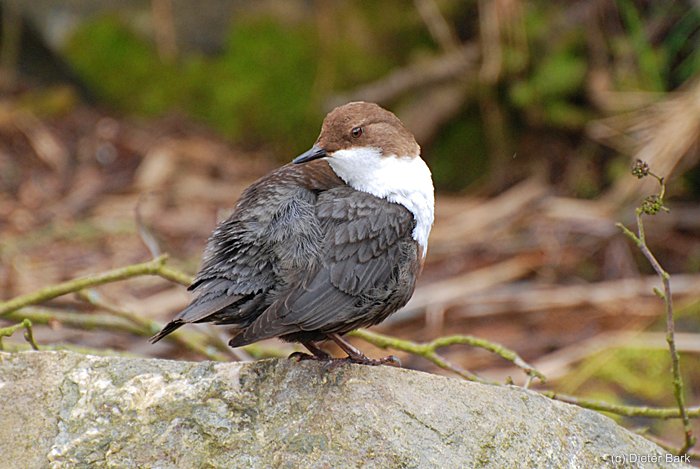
[151,102,432,364]
[150,160,419,346]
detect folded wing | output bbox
[229,187,418,346]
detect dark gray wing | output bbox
[230,187,418,346]
[151,163,336,343]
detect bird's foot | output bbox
[326,333,402,367]
[289,341,332,362]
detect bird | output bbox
[150,101,434,365]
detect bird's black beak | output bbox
[293,145,326,164]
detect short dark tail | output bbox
[149,320,184,344]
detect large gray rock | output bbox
[0,351,690,468]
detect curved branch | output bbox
[0,255,190,316]
[349,328,544,384]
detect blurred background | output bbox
[1,0,700,452]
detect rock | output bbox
[0,351,690,468]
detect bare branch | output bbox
[0,318,38,351]
[0,255,187,316]
[617,161,696,454]
[350,328,544,384]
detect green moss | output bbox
[65,16,321,153]
[62,12,420,157]
[65,16,180,115]
[196,18,321,153]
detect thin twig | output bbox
[349,329,485,382]
[543,391,700,419]
[156,264,193,286]
[349,328,545,384]
[76,290,155,329]
[637,208,695,453]
[0,255,189,316]
[23,319,39,350]
[617,161,696,454]
[6,307,147,335]
[0,318,39,351]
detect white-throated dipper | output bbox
[151,102,434,365]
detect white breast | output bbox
[327,147,435,256]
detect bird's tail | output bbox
[149,320,184,344]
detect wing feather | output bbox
[233,187,417,345]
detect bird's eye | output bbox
[351,126,363,138]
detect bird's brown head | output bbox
[293,102,419,164]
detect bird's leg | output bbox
[328,333,401,367]
[289,341,331,361]
[303,341,331,359]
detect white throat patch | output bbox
[327,147,435,256]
